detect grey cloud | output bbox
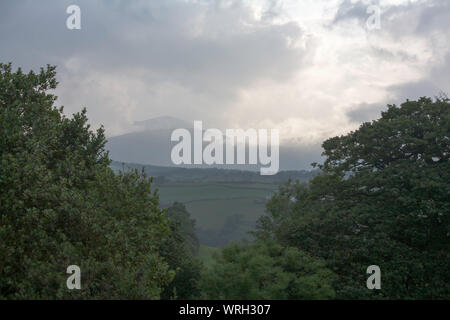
[347,71,448,125]
[413,1,450,35]
[389,80,442,102]
[332,0,378,26]
[346,53,450,125]
[331,0,450,77]
[332,0,450,38]
[0,0,309,134]
[346,102,386,124]
[430,53,450,90]
[261,0,284,23]
[0,0,307,93]
[387,52,450,103]
[368,46,418,64]
[335,0,450,122]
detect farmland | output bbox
[157,182,278,246]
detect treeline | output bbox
[110,161,319,185]
[1,63,448,299]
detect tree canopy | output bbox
[0,63,176,299]
[255,97,450,299]
[200,240,336,299]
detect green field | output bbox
[156,182,278,246]
[110,162,314,246]
[111,161,313,247]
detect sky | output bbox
[1,0,449,152]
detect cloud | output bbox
[0,0,310,135]
[332,0,377,26]
[346,102,386,123]
[1,0,449,168]
[332,0,450,124]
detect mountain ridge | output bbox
[106,116,323,170]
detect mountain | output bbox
[106,116,323,170]
[107,128,175,167]
[133,116,192,131]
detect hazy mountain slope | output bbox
[107,129,175,167]
[106,116,323,170]
[133,116,192,131]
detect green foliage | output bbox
[0,63,174,299]
[200,240,336,299]
[165,202,199,255]
[198,245,219,268]
[255,97,450,299]
[160,202,202,299]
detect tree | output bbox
[255,97,450,299]
[200,240,336,299]
[160,202,202,299]
[165,202,199,256]
[0,63,174,299]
